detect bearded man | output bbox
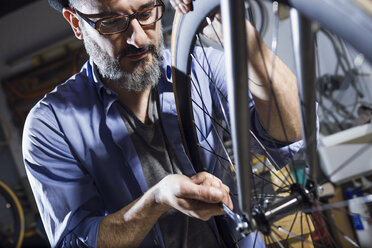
[22,0,303,247]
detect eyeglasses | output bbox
[75,0,165,35]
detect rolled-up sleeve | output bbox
[249,104,304,168]
[23,102,104,248]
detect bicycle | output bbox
[171,0,372,246]
[0,180,25,248]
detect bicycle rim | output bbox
[0,181,25,248]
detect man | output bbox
[23,0,303,247]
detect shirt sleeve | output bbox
[249,105,304,168]
[22,101,104,248]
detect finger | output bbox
[190,173,206,184]
[179,4,190,14]
[174,176,233,212]
[191,172,222,185]
[222,192,233,210]
[191,205,225,221]
[176,198,225,220]
[179,183,224,203]
[222,184,230,194]
[191,174,229,201]
[171,0,191,14]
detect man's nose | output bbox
[126,19,149,48]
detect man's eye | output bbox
[138,10,152,20]
[101,17,125,26]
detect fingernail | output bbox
[180,4,187,13]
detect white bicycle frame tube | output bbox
[221,0,252,218]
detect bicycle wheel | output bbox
[0,181,25,248]
[171,0,372,247]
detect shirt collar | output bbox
[87,59,118,102]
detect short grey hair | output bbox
[69,0,85,10]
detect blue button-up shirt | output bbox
[23,48,303,247]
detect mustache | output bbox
[117,44,157,59]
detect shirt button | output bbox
[106,89,111,95]
[166,65,172,80]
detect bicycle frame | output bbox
[221,0,317,226]
[220,0,252,221]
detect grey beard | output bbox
[105,43,163,92]
[82,30,164,92]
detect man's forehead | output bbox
[83,0,154,14]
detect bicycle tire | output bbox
[171,0,372,247]
[0,181,25,248]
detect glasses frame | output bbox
[74,0,165,35]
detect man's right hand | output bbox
[154,172,233,221]
[97,172,232,247]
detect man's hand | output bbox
[154,172,233,221]
[170,0,192,14]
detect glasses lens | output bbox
[99,16,129,34]
[137,5,163,26]
[97,4,164,34]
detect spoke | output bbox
[205,16,225,48]
[252,173,288,192]
[193,38,230,120]
[193,123,232,173]
[302,195,372,220]
[343,235,360,248]
[190,98,230,134]
[252,194,288,200]
[190,51,229,104]
[197,143,230,164]
[270,228,286,248]
[249,131,295,186]
[259,168,266,206]
[332,205,372,222]
[271,2,279,60]
[194,34,230,124]
[251,151,292,188]
[300,211,304,248]
[266,234,276,247]
[317,211,360,247]
[251,166,260,206]
[274,225,314,245]
[285,209,299,242]
[304,212,326,248]
[309,212,339,247]
[189,77,235,169]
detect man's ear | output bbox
[62,8,83,40]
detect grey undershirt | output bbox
[116,89,220,248]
